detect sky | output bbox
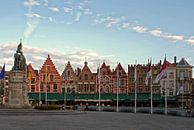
[0,0,194,73]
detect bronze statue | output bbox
[12,41,26,71]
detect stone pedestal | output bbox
[8,71,30,108]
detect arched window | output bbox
[84,74,88,80]
[67,70,70,77]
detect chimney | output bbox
[174,56,177,65]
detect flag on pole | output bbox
[154,57,167,83]
[145,59,152,86]
[0,64,5,79]
[28,71,32,81]
[177,86,184,95]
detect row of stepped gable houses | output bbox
[1,55,194,108]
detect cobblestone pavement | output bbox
[0,111,194,130]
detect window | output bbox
[43,74,46,82]
[67,87,71,93]
[67,70,70,77]
[169,91,173,96]
[47,65,50,70]
[169,81,174,88]
[106,86,109,93]
[54,84,57,92]
[40,83,43,92]
[31,85,35,92]
[90,84,94,92]
[84,74,88,80]
[169,72,174,79]
[119,71,122,77]
[47,84,50,92]
[31,78,36,84]
[103,71,106,76]
[50,75,54,82]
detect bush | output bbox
[102,107,115,112]
[34,105,61,110]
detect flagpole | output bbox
[182,92,183,110]
[39,68,41,106]
[150,58,153,114]
[165,83,167,115]
[117,64,119,112]
[164,55,167,115]
[135,60,137,113]
[98,64,101,112]
[45,66,48,106]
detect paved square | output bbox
[0,111,194,130]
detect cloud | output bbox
[149,29,162,37]
[164,35,184,41]
[43,0,48,6]
[132,26,147,33]
[24,13,43,18]
[75,12,82,21]
[94,16,127,29]
[23,19,40,40]
[121,23,130,29]
[23,0,42,41]
[185,36,194,45]
[0,41,115,73]
[64,7,73,13]
[49,7,60,13]
[24,0,40,11]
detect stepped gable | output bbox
[61,61,77,81]
[78,61,95,82]
[112,63,127,76]
[99,61,112,75]
[40,54,61,82]
[166,60,174,68]
[177,58,192,67]
[27,63,38,77]
[39,55,62,93]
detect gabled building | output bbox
[160,60,176,96]
[176,57,193,107]
[61,61,77,93]
[112,63,128,94]
[27,63,39,92]
[39,55,62,93]
[77,61,96,94]
[97,62,112,93]
[128,63,161,93]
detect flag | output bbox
[0,64,5,79]
[145,59,152,86]
[154,57,167,83]
[28,71,32,81]
[177,86,184,95]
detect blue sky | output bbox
[0,0,194,72]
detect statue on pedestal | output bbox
[12,42,26,71]
[8,40,30,108]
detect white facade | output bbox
[160,64,176,96]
